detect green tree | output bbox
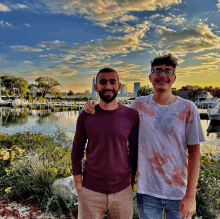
[172,88,178,95]
[35,77,61,98]
[1,75,28,97]
[14,77,28,97]
[137,85,153,97]
[68,90,74,96]
[50,88,62,98]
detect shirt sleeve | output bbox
[128,110,139,175]
[185,102,205,145]
[129,98,137,110]
[71,112,88,175]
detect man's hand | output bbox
[74,175,82,194]
[179,194,196,219]
[84,100,98,114]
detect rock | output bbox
[52,175,78,202]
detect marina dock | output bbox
[11,101,85,112]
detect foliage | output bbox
[0,130,73,216]
[172,87,178,95]
[1,75,28,97]
[35,77,61,97]
[68,90,74,96]
[193,154,220,219]
[137,85,153,97]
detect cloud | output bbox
[163,17,172,23]
[39,54,75,60]
[217,1,220,9]
[0,2,28,11]
[26,0,181,25]
[10,3,28,9]
[156,24,220,54]
[177,54,220,77]
[23,61,33,64]
[49,65,78,76]
[37,40,68,49]
[25,23,31,27]
[108,24,136,33]
[64,60,110,68]
[0,20,13,28]
[11,45,43,52]
[162,14,186,25]
[119,14,137,22]
[36,20,151,55]
[150,14,161,20]
[0,3,10,12]
[194,53,220,66]
[195,53,220,60]
[79,54,110,60]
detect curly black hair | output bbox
[151,53,178,71]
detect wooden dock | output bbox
[11,101,85,111]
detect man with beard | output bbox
[84,54,205,219]
[71,67,139,219]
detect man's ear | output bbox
[94,84,98,92]
[173,74,176,83]
[149,74,152,83]
[118,83,122,92]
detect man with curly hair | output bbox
[84,54,205,219]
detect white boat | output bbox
[202,99,219,108]
[0,98,12,107]
[12,99,28,106]
[207,103,220,121]
[194,91,213,108]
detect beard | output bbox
[98,89,118,103]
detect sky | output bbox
[0,0,220,93]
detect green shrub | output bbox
[194,154,220,219]
[0,130,73,217]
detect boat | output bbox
[0,98,12,107]
[194,91,214,108]
[207,103,220,121]
[202,99,219,109]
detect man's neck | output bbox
[99,99,119,110]
[152,90,173,105]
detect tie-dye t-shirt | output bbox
[130,94,205,200]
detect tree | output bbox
[14,77,28,97]
[172,88,178,95]
[68,90,74,96]
[35,77,61,98]
[1,75,28,97]
[137,85,153,97]
[50,88,62,98]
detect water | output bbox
[0,107,220,149]
[0,108,79,139]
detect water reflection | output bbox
[0,108,220,147]
[0,108,79,136]
[0,108,28,126]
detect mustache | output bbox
[155,78,170,82]
[102,89,115,92]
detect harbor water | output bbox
[0,107,220,152]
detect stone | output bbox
[52,175,78,202]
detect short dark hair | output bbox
[96,67,119,83]
[151,53,178,71]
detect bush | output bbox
[194,154,220,219]
[0,130,74,217]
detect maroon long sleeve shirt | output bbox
[71,104,139,194]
